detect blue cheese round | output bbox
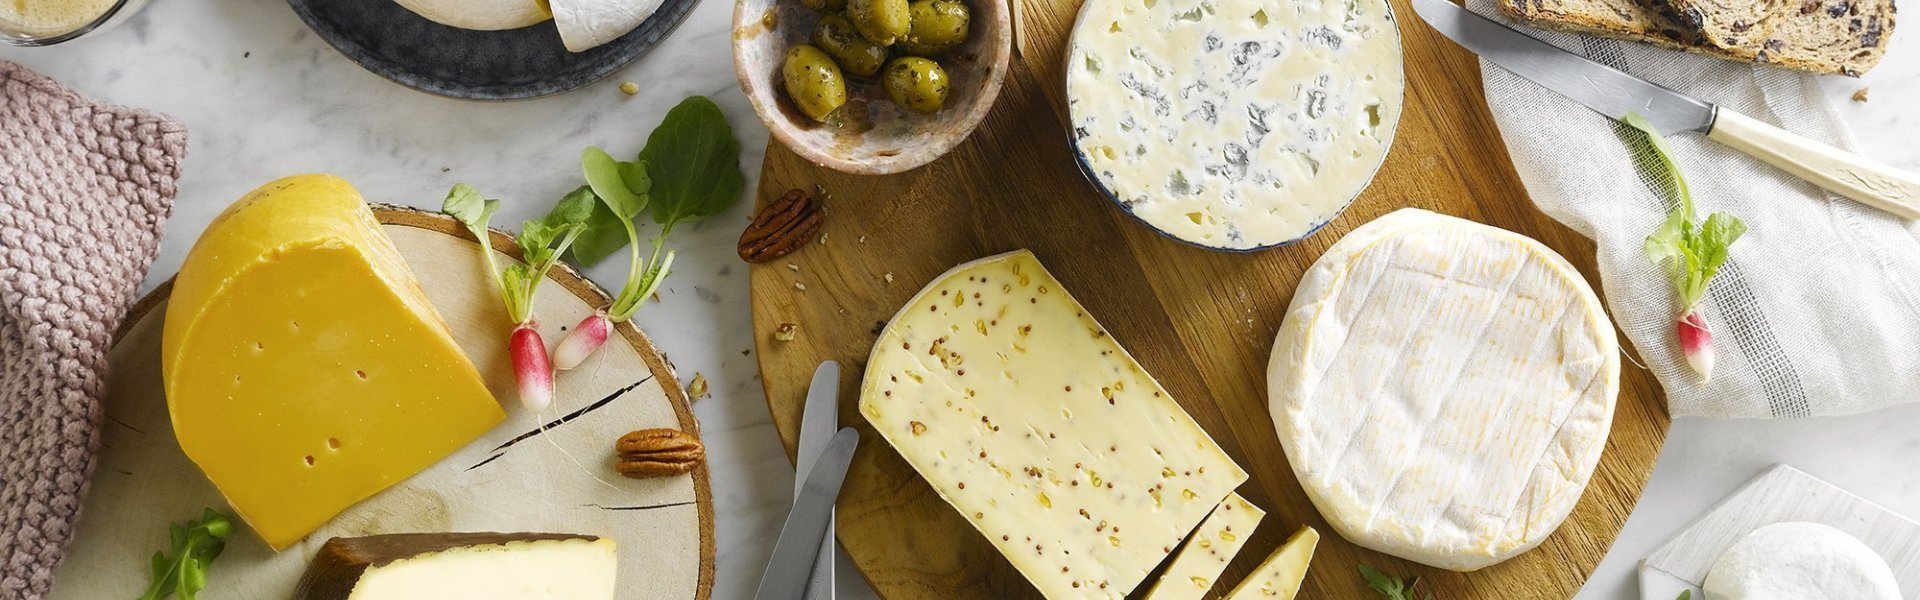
[1064,0,1404,250]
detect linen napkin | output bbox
[1466,2,1920,419]
[0,61,185,598]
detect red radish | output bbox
[553,311,611,370]
[1623,113,1745,384]
[1677,311,1714,382]
[511,323,555,411]
[443,184,594,411]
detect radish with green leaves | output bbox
[1626,113,1747,382]
[552,96,745,370]
[442,183,597,410]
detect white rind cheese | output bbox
[1223,525,1319,599]
[391,0,552,31]
[552,0,664,52]
[1146,492,1266,600]
[1703,522,1901,600]
[1064,0,1404,250]
[861,250,1248,599]
[1267,208,1619,571]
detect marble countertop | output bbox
[6,1,1917,598]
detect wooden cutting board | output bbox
[53,207,714,600]
[747,0,1671,595]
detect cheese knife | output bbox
[1410,0,1920,220]
[754,427,858,600]
[796,361,840,600]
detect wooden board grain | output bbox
[53,207,714,600]
[747,0,1671,595]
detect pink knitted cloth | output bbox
[0,61,184,598]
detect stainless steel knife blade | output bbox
[755,428,859,600]
[1409,0,1715,135]
[796,361,840,600]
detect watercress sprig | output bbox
[136,508,232,600]
[1359,564,1432,600]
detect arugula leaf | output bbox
[1623,113,1747,309]
[638,95,744,233]
[1358,564,1431,600]
[137,508,232,600]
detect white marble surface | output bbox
[4,1,1917,598]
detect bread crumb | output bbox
[687,373,709,401]
[1852,87,1870,102]
[774,322,798,342]
[620,81,639,96]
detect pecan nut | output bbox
[614,428,706,479]
[738,188,823,263]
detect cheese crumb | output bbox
[619,81,639,96]
[687,373,709,401]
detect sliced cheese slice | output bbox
[552,0,663,52]
[292,533,616,599]
[162,175,505,549]
[1268,208,1619,571]
[1224,526,1319,599]
[1146,492,1266,600]
[391,0,552,30]
[861,250,1248,599]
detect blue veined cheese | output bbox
[1064,0,1404,250]
[1267,209,1619,571]
[861,250,1248,598]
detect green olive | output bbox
[847,0,911,45]
[899,0,970,56]
[882,56,950,113]
[813,14,889,77]
[782,45,849,122]
[801,0,847,14]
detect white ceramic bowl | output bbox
[732,0,1012,175]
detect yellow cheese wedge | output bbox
[1224,526,1319,599]
[162,174,504,550]
[1146,492,1266,600]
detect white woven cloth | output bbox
[1469,2,1920,419]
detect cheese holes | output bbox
[303,455,316,467]
[354,369,368,381]
[327,437,342,450]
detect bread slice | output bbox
[1668,0,1895,75]
[1497,0,1895,75]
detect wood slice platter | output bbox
[51,207,714,599]
[747,0,1670,595]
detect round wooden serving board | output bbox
[51,207,713,599]
[747,0,1670,596]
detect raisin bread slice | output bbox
[1669,0,1895,75]
[1498,0,1710,49]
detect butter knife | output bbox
[754,428,858,600]
[1411,0,1920,220]
[796,361,840,600]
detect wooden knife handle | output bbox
[1706,108,1920,220]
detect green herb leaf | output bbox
[571,151,653,267]
[137,509,232,600]
[1623,113,1747,310]
[1357,564,1425,600]
[639,96,744,232]
[1677,591,1693,600]
[584,147,648,218]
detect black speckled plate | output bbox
[287,0,699,101]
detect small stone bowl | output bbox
[733,0,1013,175]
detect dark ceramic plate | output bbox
[287,0,699,100]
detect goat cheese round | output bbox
[1267,208,1619,571]
[1703,522,1900,600]
[1064,0,1404,250]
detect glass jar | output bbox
[0,0,152,46]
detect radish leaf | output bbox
[1625,113,1746,310]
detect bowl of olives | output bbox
[732,0,1011,174]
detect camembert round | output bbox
[1266,208,1619,571]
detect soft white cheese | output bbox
[348,537,615,599]
[391,0,551,31]
[861,250,1248,599]
[1145,492,1266,600]
[1267,208,1619,571]
[1703,522,1900,600]
[1223,526,1318,600]
[1064,0,1404,250]
[552,0,664,52]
